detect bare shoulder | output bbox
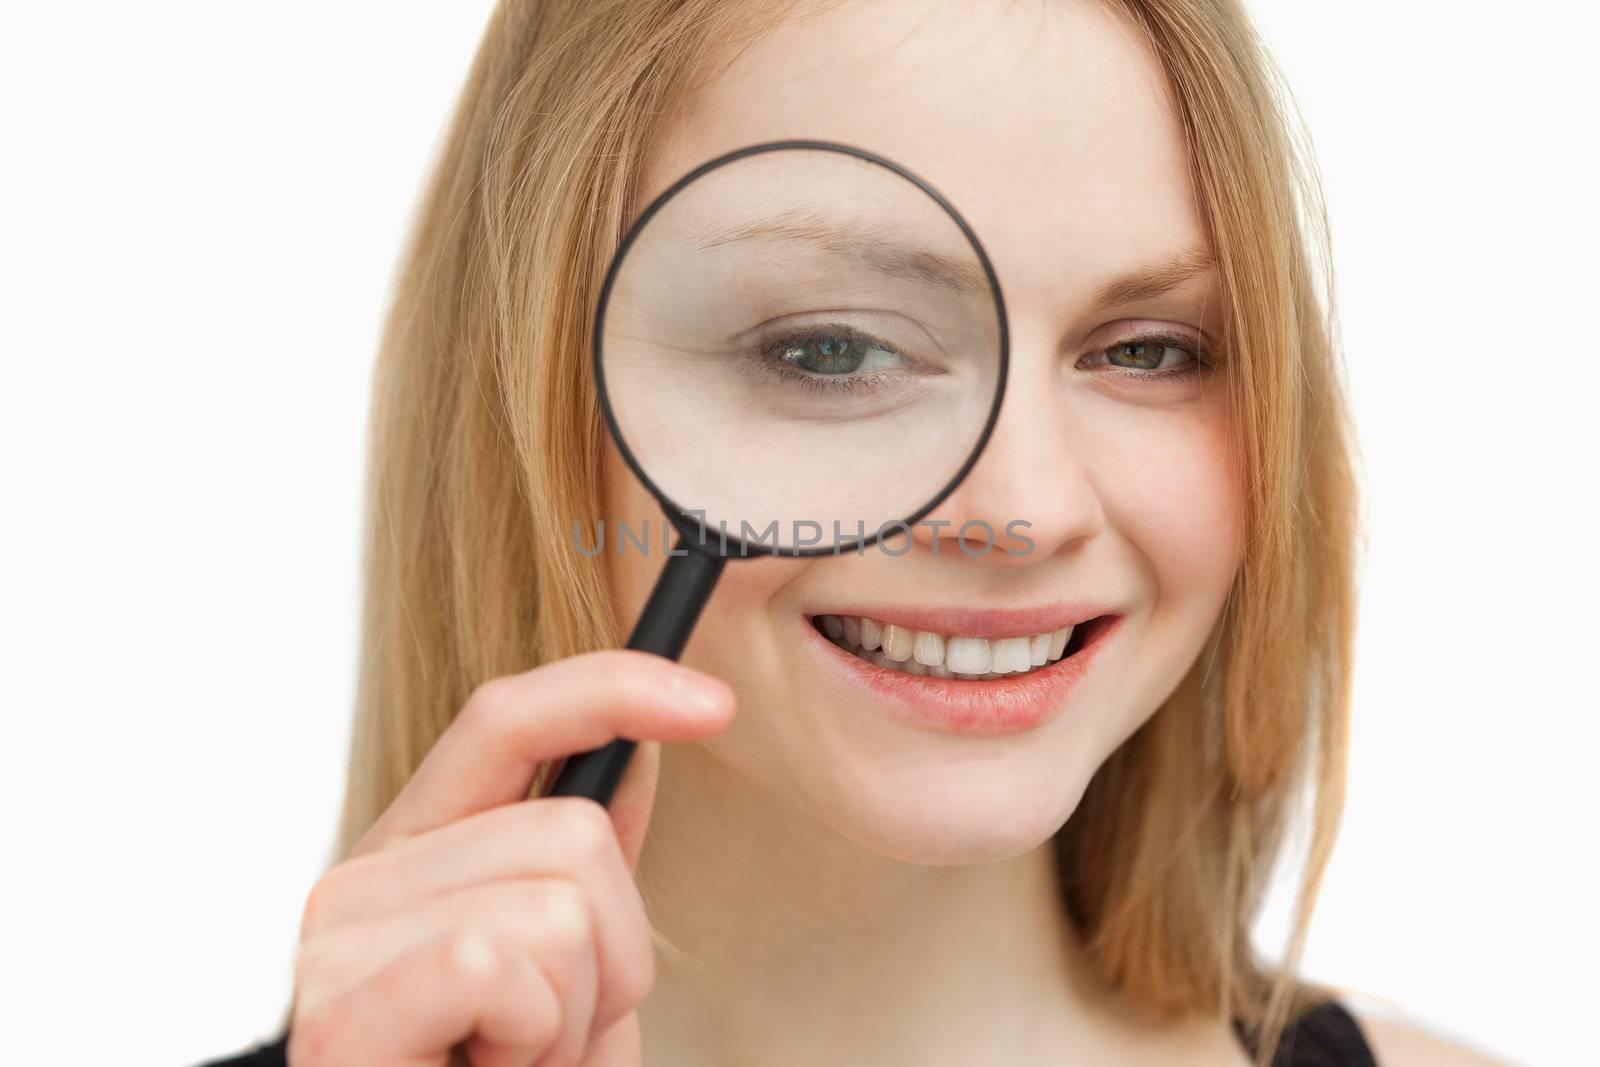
[1344,1000,1517,1067]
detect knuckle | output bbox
[537,880,593,954]
[444,924,504,982]
[298,869,347,939]
[299,848,392,938]
[462,676,513,726]
[553,797,618,863]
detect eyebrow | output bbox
[1088,244,1217,314]
[689,212,1216,310]
[689,210,992,297]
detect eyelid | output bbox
[734,308,940,353]
[1079,319,1213,363]
[1101,316,1209,343]
[1115,328,1209,358]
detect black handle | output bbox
[541,534,726,806]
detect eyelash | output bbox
[1086,330,1213,383]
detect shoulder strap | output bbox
[1233,1000,1379,1067]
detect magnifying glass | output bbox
[542,139,1009,805]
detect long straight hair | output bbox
[332,2,1362,1063]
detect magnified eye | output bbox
[745,321,931,399]
[770,327,903,378]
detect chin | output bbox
[785,737,1102,867]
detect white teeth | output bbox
[945,636,991,675]
[992,637,1032,674]
[860,617,882,651]
[1029,632,1050,667]
[814,613,1091,681]
[864,617,889,652]
[880,623,914,662]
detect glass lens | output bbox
[598,144,1004,553]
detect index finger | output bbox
[356,650,734,851]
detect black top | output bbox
[1234,1001,1380,1066]
[200,998,1378,1066]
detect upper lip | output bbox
[805,603,1118,639]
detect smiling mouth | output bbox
[808,613,1109,680]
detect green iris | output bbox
[782,335,866,375]
[1107,341,1163,369]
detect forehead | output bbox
[641,0,1210,323]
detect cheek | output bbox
[1148,440,1243,598]
[1095,403,1245,599]
[1072,401,1244,756]
[1082,397,1243,727]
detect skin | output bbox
[285,1,1504,1064]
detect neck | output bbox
[633,742,1115,1064]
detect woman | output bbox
[206,0,1505,1064]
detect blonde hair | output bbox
[331,1,1363,1063]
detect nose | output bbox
[910,343,1105,561]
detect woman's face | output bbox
[602,0,1244,863]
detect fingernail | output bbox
[670,670,728,716]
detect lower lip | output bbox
[801,614,1124,736]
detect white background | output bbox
[2,4,1593,1065]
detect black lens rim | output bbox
[592,138,1011,559]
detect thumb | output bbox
[606,738,662,870]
